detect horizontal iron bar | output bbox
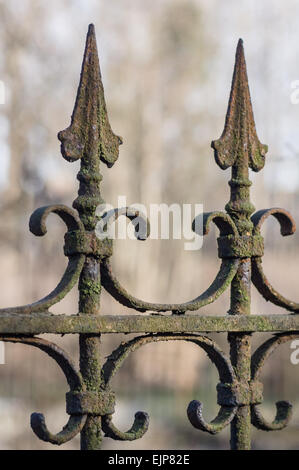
[0,312,298,335]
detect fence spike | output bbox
[211,39,268,172]
[58,23,122,167]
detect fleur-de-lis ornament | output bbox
[58,24,122,230]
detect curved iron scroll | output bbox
[96,206,150,241]
[0,336,87,444]
[101,210,239,313]
[101,334,238,440]
[251,208,299,313]
[101,258,239,313]
[251,332,296,431]
[0,205,85,314]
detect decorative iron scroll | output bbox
[101,334,238,438]
[0,336,87,444]
[0,25,298,450]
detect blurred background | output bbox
[0,0,299,450]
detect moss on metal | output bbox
[218,234,264,258]
[0,26,298,451]
[0,312,298,334]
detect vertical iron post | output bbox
[58,24,121,449]
[212,39,268,449]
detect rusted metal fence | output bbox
[0,24,298,450]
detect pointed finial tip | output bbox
[58,22,121,166]
[236,38,244,52]
[85,24,98,54]
[212,37,267,172]
[235,38,245,66]
[87,24,96,42]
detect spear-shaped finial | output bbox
[211,39,267,172]
[58,24,122,167]
[58,24,122,230]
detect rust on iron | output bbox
[59,24,120,449]
[0,26,298,451]
[0,312,299,334]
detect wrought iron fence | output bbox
[0,24,298,450]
